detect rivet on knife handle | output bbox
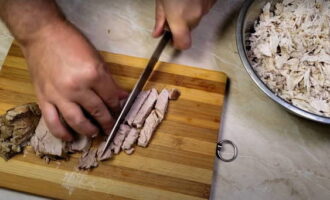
[100,31,172,157]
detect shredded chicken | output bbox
[248,0,330,116]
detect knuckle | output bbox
[84,63,103,83]
[189,8,203,22]
[89,106,103,118]
[86,69,99,82]
[81,126,98,137]
[65,112,85,127]
[62,76,79,91]
[105,97,119,108]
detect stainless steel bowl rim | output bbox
[236,0,330,124]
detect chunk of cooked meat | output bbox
[248,0,330,116]
[168,88,181,100]
[110,124,131,154]
[155,89,169,120]
[30,117,67,159]
[138,110,160,147]
[121,128,140,154]
[78,148,99,170]
[125,90,151,126]
[96,124,131,161]
[96,141,113,161]
[0,103,41,160]
[133,88,158,128]
[124,148,135,155]
[68,135,91,153]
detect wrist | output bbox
[19,17,68,47]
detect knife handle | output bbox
[164,21,171,32]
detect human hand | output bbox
[152,0,216,49]
[22,20,127,141]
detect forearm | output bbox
[0,0,65,45]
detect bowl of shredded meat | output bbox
[236,0,330,124]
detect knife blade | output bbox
[100,31,171,156]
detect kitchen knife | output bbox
[100,31,172,156]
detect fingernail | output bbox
[92,133,98,138]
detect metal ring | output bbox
[216,140,238,162]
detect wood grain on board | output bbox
[0,42,227,200]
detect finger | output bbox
[104,67,129,100]
[41,102,73,141]
[117,88,129,100]
[152,0,166,38]
[78,90,115,134]
[93,73,125,114]
[167,20,192,49]
[209,0,217,9]
[57,100,99,138]
[203,0,216,14]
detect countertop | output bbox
[0,0,329,199]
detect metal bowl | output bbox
[236,0,330,124]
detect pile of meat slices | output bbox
[0,103,40,160]
[30,88,180,169]
[248,0,330,116]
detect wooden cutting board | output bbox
[0,42,227,200]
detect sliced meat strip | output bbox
[138,110,160,147]
[96,141,113,161]
[1,103,41,160]
[30,117,67,158]
[78,148,98,170]
[110,124,131,154]
[121,128,140,154]
[124,148,135,155]
[133,88,158,128]
[69,135,91,153]
[168,88,181,100]
[155,89,169,120]
[125,90,151,126]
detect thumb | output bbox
[152,0,166,38]
[168,20,192,50]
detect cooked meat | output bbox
[138,110,160,147]
[96,141,113,161]
[30,117,67,159]
[69,135,91,153]
[121,128,140,154]
[110,124,131,154]
[0,103,41,160]
[168,88,181,100]
[96,124,131,161]
[78,148,99,170]
[133,88,158,128]
[124,148,135,155]
[248,0,330,116]
[155,89,169,120]
[125,90,151,126]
